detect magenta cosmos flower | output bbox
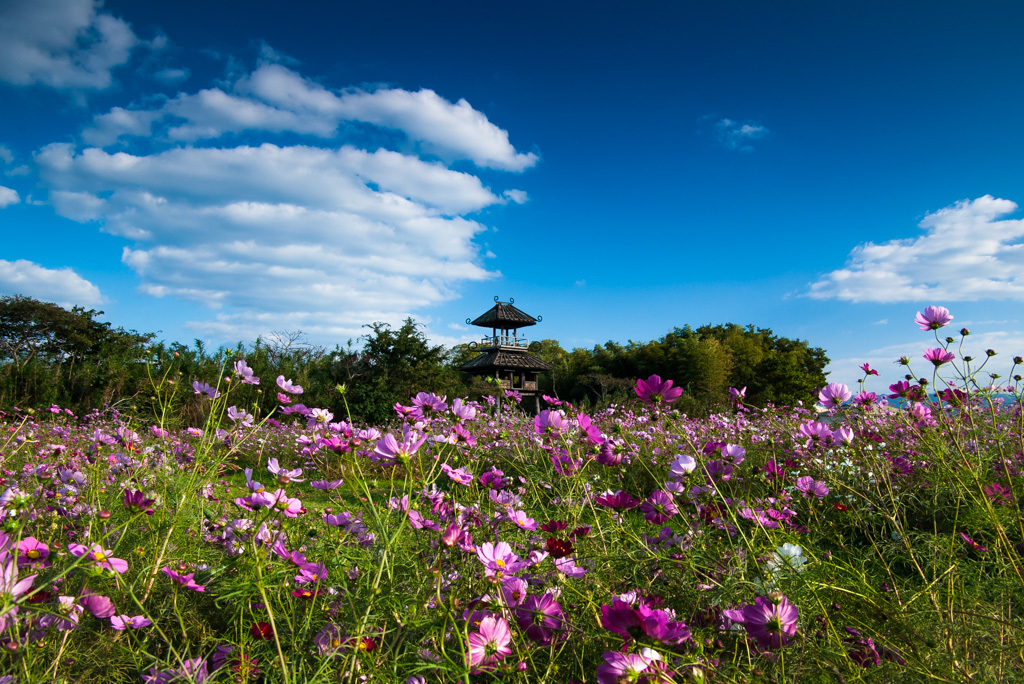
[723,594,799,649]
[595,651,660,684]
[634,375,683,404]
[534,409,569,437]
[466,615,512,671]
[68,543,128,574]
[15,537,51,569]
[640,490,678,525]
[162,567,206,592]
[915,305,953,331]
[924,348,956,367]
[818,383,852,408]
[514,592,565,645]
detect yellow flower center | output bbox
[93,551,107,562]
[495,559,505,568]
[27,549,40,559]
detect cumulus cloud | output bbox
[0,186,19,208]
[0,0,139,90]
[711,117,770,152]
[83,62,539,171]
[0,259,104,308]
[35,57,538,342]
[809,196,1024,302]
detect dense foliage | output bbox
[0,304,1021,683]
[0,296,829,421]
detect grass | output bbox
[1,316,1023,683]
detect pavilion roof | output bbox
[459,349,552,373]
[468,299,539,329]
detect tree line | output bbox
[0,295,829,424]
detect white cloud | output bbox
[0,0,139,91]
[0,186,19,208]
[0,146,14,165]
[810,196,1024,303]
[153,67,189,84]
[712,117,770,152]
[37,138,518,343]
[0,259,104,308]
[84,62,539,171]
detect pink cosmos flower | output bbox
[595,651,658,684]
[634,375,683,404]
[508,509,538,531]
[80,591,116,618]
[514,592,565,645]
[267,458,305,483]
[723,594,799,649]
[227,406,254,427]
[915,305,953,331]
[315,622,348,657]
[233,359,260,385]
[68,543,129,574]
[859,362,879,376]
[818,383,852,408]
[141,659,208,684]
[410,392,448,418]
[110,614,152,630]
[466,615,512,671]
[250,488,303,517]
[640,490,678,524]
[15,537,51,569]
[795,476,829,498]
[276,375,304,394]
[162,567,206,592]
[924,348,956,366]
[0,558,36,628]
[451,397,477,421]
[534,409,569,436]
[192,380,220,400]
[853,391,878,407]
[373,426,427,466]
[595,490,641,509]
[123,489,156,515]
[476,541,524,577]
[440,463,474,485]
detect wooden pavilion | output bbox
[459,297,551,413]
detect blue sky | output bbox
[2,0,1024,390]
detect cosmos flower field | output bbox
[1,307,1022,683]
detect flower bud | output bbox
[945,336,955,343]
[987,349,997,357]
[960,328,970,336]
[964,356,973,362]
[1014,356,1023,365]
[898,356,910,366]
